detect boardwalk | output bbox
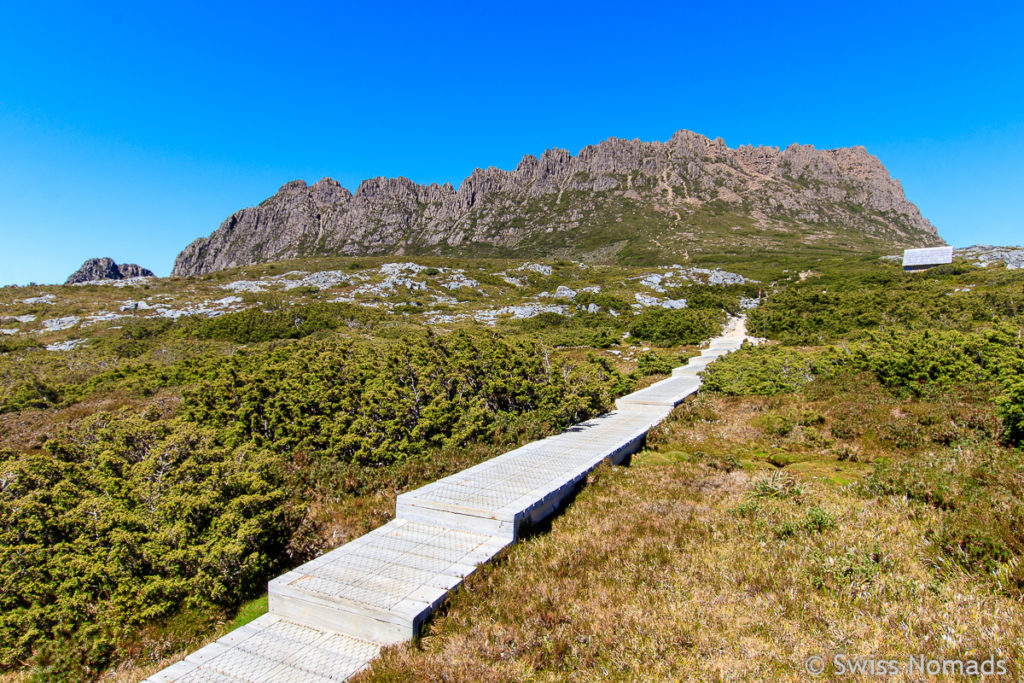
[146,318,751,682]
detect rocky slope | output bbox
[173,130,942,276]
[66,258,154,284]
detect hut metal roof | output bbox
[902,246,953,267]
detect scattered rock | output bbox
[281,270,352,290]
[355,265,428,296]
[46,338,87,351]
[41,316,80,331]
[516,263,553,276]
[119,300,156,311]
[381,262,430,276]
[222,280,266,293]
[21,295,56,305]
[441,272,479,290]
[634,293,661,307]
[636,266,751,291]
[634,292,687,309]
[471,303,568,325]
[554,285,577,299]
[640,274,666,292]
[85,311,129,324]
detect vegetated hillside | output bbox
[0,256,760,679]
[360,261,1024,681]
[172,129,942,276]
[2,254,1020,680]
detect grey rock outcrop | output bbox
[173,129,943,276]
[116,263,153,279]
[66,258,154,284]
[957,245,1024,269]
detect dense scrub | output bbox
[0,301,382,415]
[190,301,380,344]
[0,330,627,677]
[748,263,1024,344]
[181,331,626,463]
[704,324,1024,442]
[628,307,724,346]
[0,417,292,675]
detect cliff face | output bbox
[173,130,942,276]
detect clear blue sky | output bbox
[1,1,1022,286]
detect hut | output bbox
[902,246,954,272]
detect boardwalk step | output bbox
[397,410,659,541]
[268,520,508,644]
[144,614,382,682]
[615,374,702,409]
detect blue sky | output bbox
[1,1,1022,286]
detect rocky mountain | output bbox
[66,258,154,284]
[173,129,943,276]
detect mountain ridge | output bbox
[172,129,942,276]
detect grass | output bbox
[227,595,268,631]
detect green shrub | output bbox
[629,308,723,346]
[750,265,1023,345]
[573,291,632,314]
[803,506,838,533]
[0,378,62,413]
[747,471,803,500]
[633,351,685,377]
[0,336,38,354]
[755,412,795,437]
[180,331,623,464]
[702,345,832,396]
[0,416,293,673]
[193,302,379,343]
[107,318,175,359]
[997,377,1024,444]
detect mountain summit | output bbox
[172,130,941,276]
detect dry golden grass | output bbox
[359,394,1024,681]
[0,388,180,453]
